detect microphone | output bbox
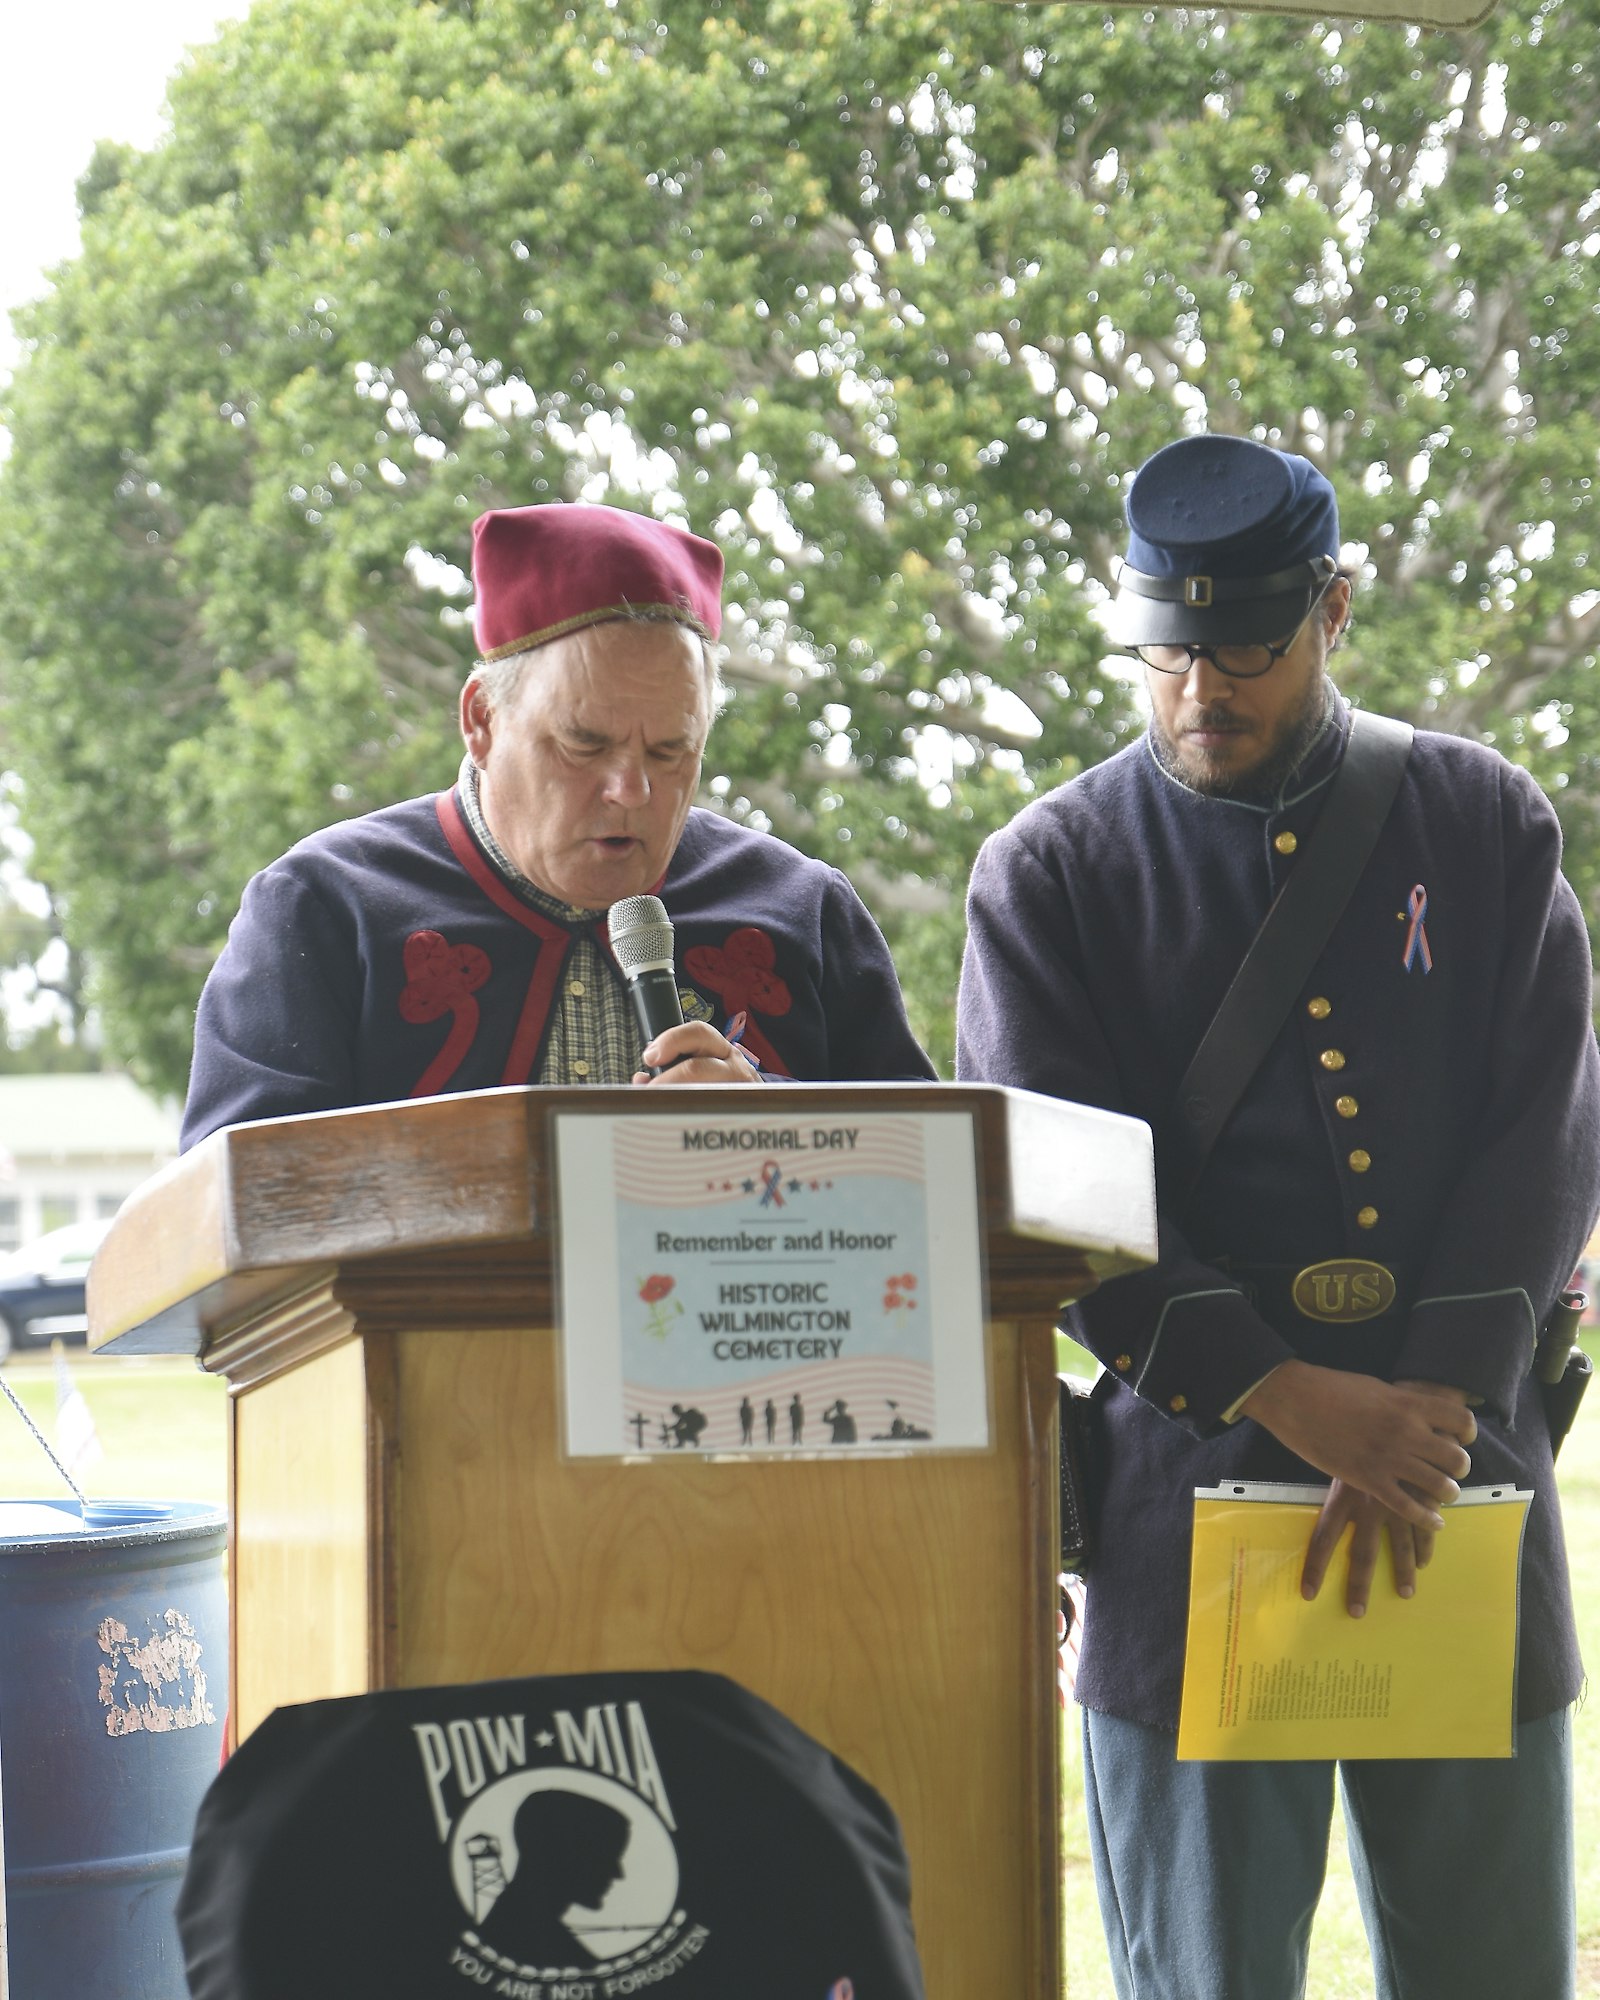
[609,894,685,1074]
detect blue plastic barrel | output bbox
[0,1499,228,1999]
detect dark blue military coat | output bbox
[958,697,1600,1729]
[183,792,934,1147]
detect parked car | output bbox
[0,1220,112,1361]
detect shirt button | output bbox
[1114,1354,1132,1373]
[569,980,586,998]
[1307,997,1332,1019]
[1335,1095,1359,1118]
[1356,1205,1379,1229]
[1319,1049,1346,1072]
[573,1060,590,1078]
[1348,1149,1372,1172]
[1169,1394,1188,1414]
[1274,831,1299,855]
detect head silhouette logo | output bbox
[415,1700,707,1994]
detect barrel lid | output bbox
[0,1498,226,1550]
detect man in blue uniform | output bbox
[958,434,1600,1998]
[183,503,932,1146]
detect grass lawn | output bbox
[0,1348,227,1505]
[1059,1338,1600,1997]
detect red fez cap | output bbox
[471,503,723,661]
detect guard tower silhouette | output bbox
[465,1831,507,1920]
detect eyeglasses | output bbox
[1135,581,1335,680]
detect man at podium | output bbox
[182,502,932,1146]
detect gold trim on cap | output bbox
[1183,575,1213,607]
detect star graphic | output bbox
[742,1178,756,1194]
[535,1729,555,1748]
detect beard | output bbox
[1149,670,1334,803]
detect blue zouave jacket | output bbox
[958,698,1600,1728]
[183,792,934,1148]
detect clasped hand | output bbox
[1240,1363,1477,1616]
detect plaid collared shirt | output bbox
[457,757,640,1084]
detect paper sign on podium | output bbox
[1178,1481,1530,1761]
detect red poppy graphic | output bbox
[638,1272,684,1340]
[884,1271,921,1317]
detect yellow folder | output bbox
[1177,1481,1529,1761]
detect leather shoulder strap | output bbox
[1174,709,1414,1202]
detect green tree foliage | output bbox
[1,0,1597,1090]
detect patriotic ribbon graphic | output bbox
[1402,884,1433,974]
[758,1159,786,1208]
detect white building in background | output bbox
[0,1074,179,1251]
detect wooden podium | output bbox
[89,1082,1154,1997]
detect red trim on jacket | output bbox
[435,790,573,1086]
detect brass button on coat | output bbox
[1169,1394,1188,1414]
[1348,1149,1372,1172]
[1275,831,1299,855]
[1319,1049,1346,1072]
[1307,997,1332,1019]
[1356,1205,1379,1229]
[1114,1354,1132,1373]
[1336,1095,1359,1118]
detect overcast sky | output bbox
[1,0,244,383]
[1,2,243,984]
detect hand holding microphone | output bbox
[608,894,760,1085]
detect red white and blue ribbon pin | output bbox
[1402,884,1433,974]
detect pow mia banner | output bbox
[177,1670,926,2000]
[556,1109,987,1460]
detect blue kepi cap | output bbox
[1109,435,1339,648]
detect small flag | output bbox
[52,1338,103,1479]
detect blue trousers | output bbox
[1081,1706,1574,2000]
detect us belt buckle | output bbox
[1291,1258,1396,1323]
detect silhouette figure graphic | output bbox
[872,1399,931,1442]
[668,1404,708,1449]
[480,1788,631,1968]
[822,1398,857,1444]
